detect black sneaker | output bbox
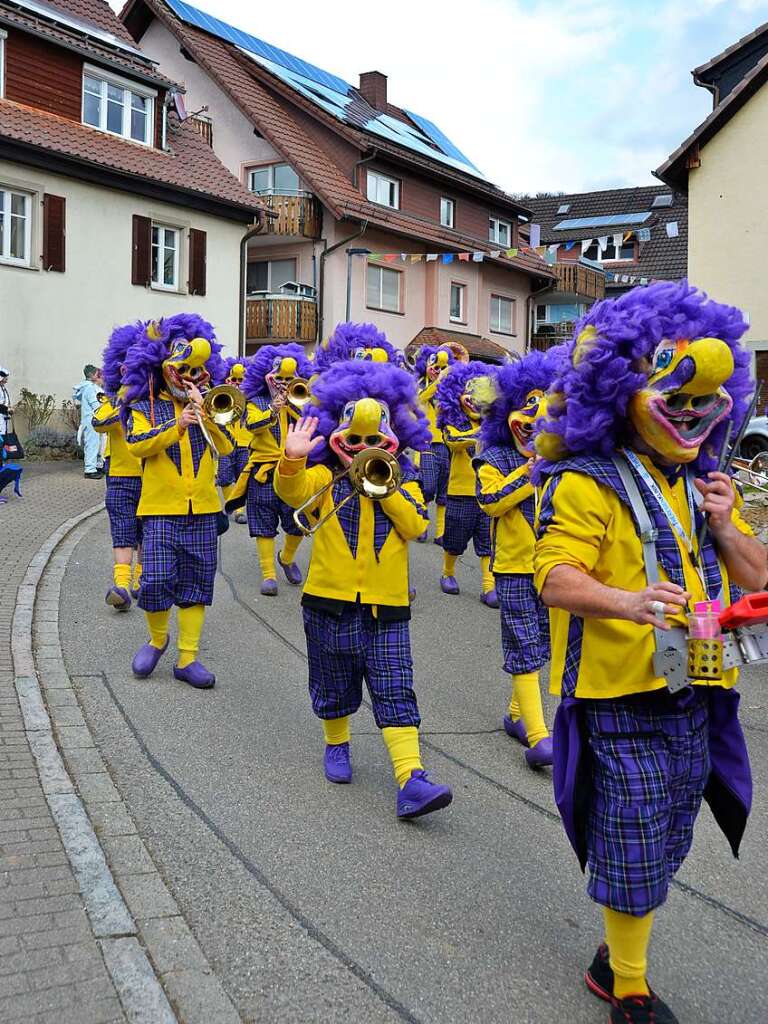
[610,994,679,1023]
[84,471,104,479]
[584,943,613,1002]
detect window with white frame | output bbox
[246,257,297,294]
[490,294,514,335]
[450,282,465,322]
[440,197,455,228]
[582,237,635,262]
[489,216,512,247]
[82,67,154,145]
[0,30,6,100]
[248,163,303,195]
[367,170,400,209]
[367,264,401,313]
[151,224,179,290]
[0,187,32,267]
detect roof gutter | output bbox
[352,149,378,190]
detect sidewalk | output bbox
[0,464,125,1024]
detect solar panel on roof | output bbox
[8,0,147,57]
[553,213,651,230]
[405,110,480,173]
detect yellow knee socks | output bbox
[435,505,446,539]
[322,716,350,745]
[508,688,521,720]
[256,537,276,580]
[480,556,494,593]
[604,908,653,998]
[114,563,132,589]
[280,534,302,565]
[513,671,549,747]
[382,726,423,787]
[177,604,205,669]
[442,552,457,577]
[132,562,142,590]
[145,610,170,650]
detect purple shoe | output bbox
[417,530,428,543]
[173,661,216,689]
[324,742,352,784]
[131,638,169,679]
[525,735,553,769]
[433,535,444,548]
[409,588,417,603]
[481,588,499,608]
[397,769,453,819]
[260,578,278,596]
[130,584,141,600]
[278,556,303,586]
[440,575,459,595]
[503,715,530,747]
[105,586,131,612]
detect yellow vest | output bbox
[92,400,141,478]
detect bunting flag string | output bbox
[365,247,537,264]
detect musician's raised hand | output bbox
[285,416,324,459]
[178,404,198,432]
[183,381,204,408]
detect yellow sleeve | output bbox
[444,424,479,451]
[274,457,333,510]
[246,401,276,433]
[125,407,180,459]
[534,473,613,593]
[732,485,755,537]
[419,379,439,402]
[92,400,120,433]
[378,478,429,541]
[476,461,534,518]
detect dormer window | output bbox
[82,66,155,146]
[367,170,400,209]
[489,216,512,247]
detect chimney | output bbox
[359,71,388,110]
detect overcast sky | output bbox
[112,0,768,195]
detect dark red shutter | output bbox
[42,195,66,272]
[131,215,151,286]
[188,228,207,296]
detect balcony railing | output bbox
[551,261,605,300]
[257,193,322,239]
[530,321,575,352]
[246,295,317,343]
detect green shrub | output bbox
[16,389,56,430]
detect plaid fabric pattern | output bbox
[303,604,420,728]
[246,469,302,538]
[420,441,450,505]
[104,476,142,548]
[138,513,218,611]
[584,689,710,915]
[252,393,281,444]
[131,397,210,476]
[476,445,536,530]
[217,446,250,488]
[496,573,550,674]
[443,494,492,557]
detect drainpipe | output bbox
[317,222,368,343]
[238,210,275,358]
[352,149,378,190]
[525,278,555,354]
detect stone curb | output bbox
[11,505,242,1023]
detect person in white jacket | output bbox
[72,364,104,479]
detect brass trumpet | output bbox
[202,384,246,426]
[444,340,470,363]
[732,453,768,492]
[293,448,402,536]
[286,377,312,411]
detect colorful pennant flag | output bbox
[458,252,470,262]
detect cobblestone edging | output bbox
[12,506,242,1024]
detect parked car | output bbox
[740,415,768,460]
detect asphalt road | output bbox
[60,512,768,1024]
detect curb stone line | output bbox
[10,503,178,1024]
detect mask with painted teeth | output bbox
[328,398,399,466]
[426,349,453,382]
[266,355,299,401]
[508,389,547,457]
[162,338,212,399]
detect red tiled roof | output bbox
[123,0,551,281]
[407,327,515,364]
[0,98,263,216]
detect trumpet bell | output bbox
[286,377,312,409]
[202,384,246,426]
[348,448,402,498]
[444,341,470,363]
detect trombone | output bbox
[293,448,402,536]
[732,453,768,492]
[187,384,247,455]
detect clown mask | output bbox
[628,337,734,463]
[460,376,493,422]
[329,398,399,466]
[162,337,212,399]
[426,349,453,382]
[266,356,299,401]
[353,346,389,363]
[509,389,547,457]
[226,363,246,388]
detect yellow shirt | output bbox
[126,393,232,516]
[92,400,141,478]
[475,452,536,574]
[444,424,480,495]
[418,379,443,443]
[245,400,298,463]
[534,456,752,699]
[275,456,428,606]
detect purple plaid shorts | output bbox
[420,441,450,505]
[496,573,550,674]
[584,689,710,915]
[443,494,491,557]
[137,513,218,611]
[246,469,302,538]
[217,446,250,488]
[104,476,142,549]
[302,604,420,729]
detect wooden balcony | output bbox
[530,321,575,352]
[246,296,318,343]
[258,193,322,239]
[551,261,605,300]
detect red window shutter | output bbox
[132,215,151,286]
[42,195,66,272]
[188,228,207,296]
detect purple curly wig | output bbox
[537,281,753,475]
[242,344,314,400]
[308,360,430,466]
[314,322,405,371]
[436,361,496,430]
[480,347,566,449]
[412,344,456,381]
[102,322,144,395]
[120,313,220,417]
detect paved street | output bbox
[51,494,767,1023]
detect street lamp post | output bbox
[346,247,371,321]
